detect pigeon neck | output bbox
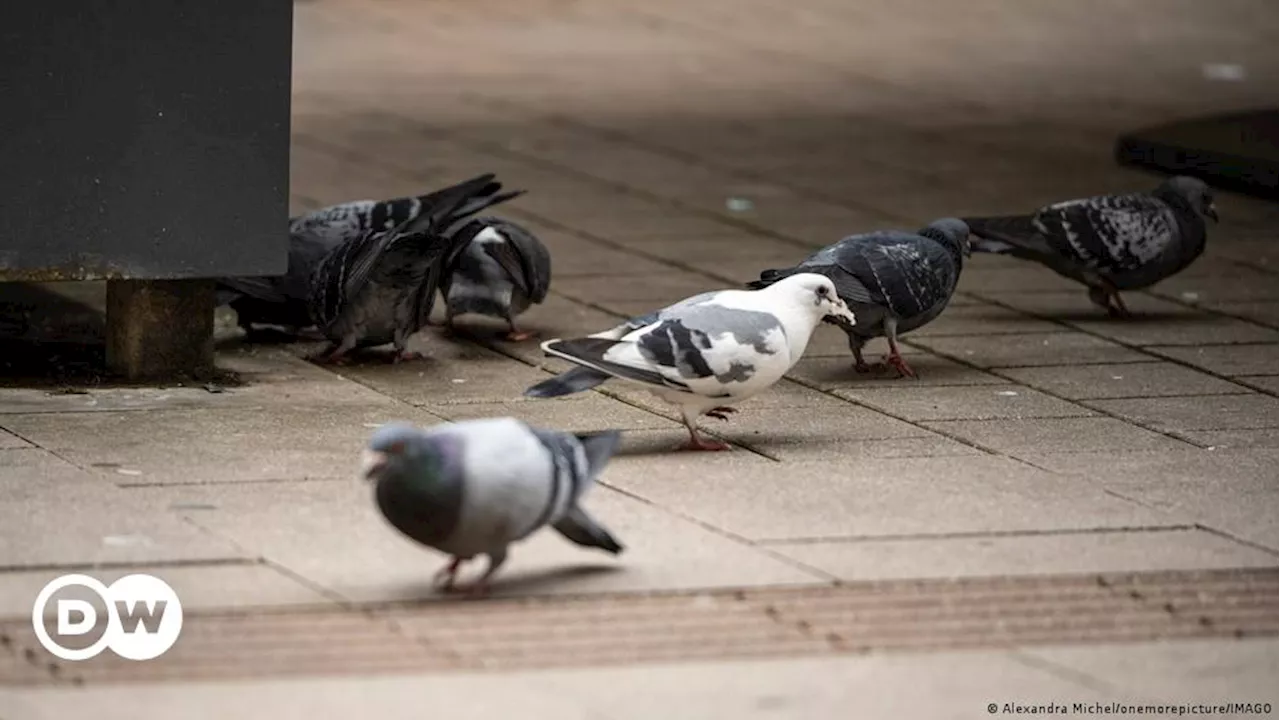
[919,227,967,269]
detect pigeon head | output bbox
[768,273,857,327]
[1160,176,1219,223]
[361,422,439,483]
[921,217,972,259]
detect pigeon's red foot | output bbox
[884,353,918,379]
[433,558,463,592]
[679,437,733,452]
[392,350,425,364]
[504,330,537,342]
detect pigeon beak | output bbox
[831,300,856,327]
[1206,203,1219,223]
[360,449,390,481]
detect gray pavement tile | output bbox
[327,339,551,406]
[0,429,31,449]
[1083,394,1277,434]
[0,405,450,485]
[1146,343,1278,378]
[906,304,1063,337]
[768,528,1278,582]
[921,417,1192,456]
[1175,428,1278,451]
[999,361,1252,400]
[1070,309,1278,348]
[603,455,1166,541]
[789,354,1010,389]
[1197,300,1279,327]
[956,267,1085,294]
[798,325,929,358]
[0,447,99,482]
[695,400,936,443]
[833,385,1094,422]
[131,480,819,603]
[432,395,680,433]
[553,271,719,306]
[0,563,334,618]
[909,332,1149,369]
[1237,375,1278,394]
[1024,639,1278,705]
[1145,263,1279,303]
[1020,448,1278,549]
[0,650,1118,720]
[0,479,246,568]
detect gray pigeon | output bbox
[307,174,522,364]
[962,176,1218,317]
[217,184,523,338]
[747,218,971,379]
[439,217,552,342]
[361,418,625,596]
[524,273,856,451]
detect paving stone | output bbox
[1025,639,1279,705]
[1175,428,1278,451]
[1147,343,1278,378]
[1071,308,1278,347]
[833,385,1094,422]
[789,355,1009,389]
[0,350,401,416]
[328,339,549,406]
[956,267,1084,294]
[0,478,246,567]
[431,395,681,433]
[1083,394,1278,434]
[605,454,1166,541]
[909,332,1149,369]
[1237,375,1278,394]
[694,400,936,445]
[905,304,1063,337]
[1021,448,1277,549]
[133,481,819,603]
[1197,300,1279,327]
[798,325,929,358]
[0,405,450,485]
[768,528,1278,582]
[999,361,1250,400]
[0,563,334,618]
[0,447,99,482]
[0,650,1118,720]
[521,231,677,277]
[921,417,1191,456]
[0,429,30,449]
[553,271,719,306]
[1145,262,1279,302]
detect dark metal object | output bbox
[1115,110,1278,200]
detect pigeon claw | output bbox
[884,353,917,380]
[392,350,425,364]
[504,329,537,342]
[705,406,739,422]
[432,558,463,592]
[680,436,733,452]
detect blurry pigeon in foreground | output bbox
[307,174,523,364]
[524,273,856,451]
[439,217,552,342]
[217,185,522,337]
[962,176,1217,317]
[748,218,970,379]
[362,418,624,596]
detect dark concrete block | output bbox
[105,280,214,380]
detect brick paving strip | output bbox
[1,567,1272,686]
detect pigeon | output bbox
[747,218,971,379]
[307,174,523,364]
[523,273,856,451]
[361,418,625,596]
[439,216,552,342]
[961,176,1218,317]
[216,184,523,337]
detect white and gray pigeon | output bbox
[216,183,523,338]
[523,273,856,451]
[438,216,552,342]
[361,417,625,596]
[747,218,971,379]
[307,174,523,364]
[962,176,1218,317]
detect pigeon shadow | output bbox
[389,563,624,604]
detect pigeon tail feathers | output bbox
[523,366,611,398]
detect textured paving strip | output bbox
[1,567,1272,686]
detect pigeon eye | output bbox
[817,286,828,297]
[387,441,406,455]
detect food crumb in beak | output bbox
[360,450,389,479]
